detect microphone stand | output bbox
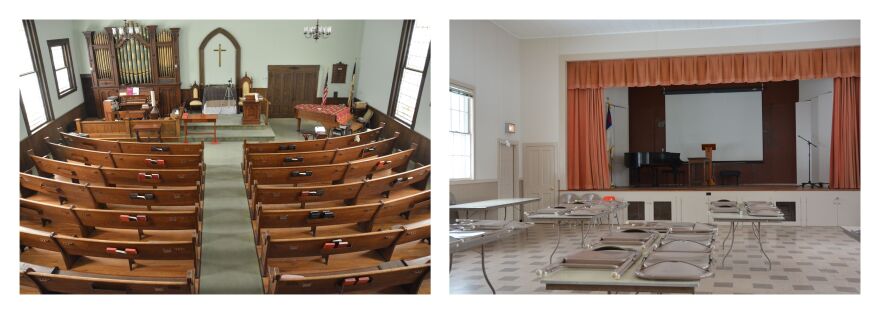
[798,135,826,188]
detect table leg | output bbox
[480,244,496,295]
[450,252,454,272]
[135,131,141,142]
[157,130,163,143]
[212,120,218,144]
[721,222,736,267]
[752,222,772,270]
[580,221,585,247]
[549,220,561,264]
[721,220,734,250]
[519,203,525,222]
[503,206,508,221]
[296,118,302,131]
[183,121,189,143]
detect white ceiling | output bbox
[491,20,813,39]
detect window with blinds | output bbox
[449,85,474,180]
[389,20,430,128]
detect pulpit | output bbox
[701,144,717,186]
[242,99,262,125]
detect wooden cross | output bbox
[213,44,227,67]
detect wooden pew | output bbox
[57,129,122,152]
[245,147,415,195]
[267,256,429,294]
[255,203,381,241]
[20,262,198,294]
[47,140,204,170]
[20,226,200,276]
[59,130,205,155]
[22,173,202,216]
[254,190,431,239]
[89,185,202,212]
[259,220,431,275]
[250,165,431,216]
[28,151,106,185]
[21,198,200,240]
[355,165,431,201]
[243,132,399,170]
[242,123,385,155]
[20,172,99,208]
[29,152,204,190]
[46,140,116,167]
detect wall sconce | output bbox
[505,122,516,134]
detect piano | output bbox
[623,152,684,187]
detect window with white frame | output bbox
[19,20,52,132]
[389,20,430,128]
[449,85,474,180]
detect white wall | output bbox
[604,88,629,187]
[797,79,834,184]
[517,20,860,189]
[450,20,521,182]
[73,20,365,97]
[21,20,87,140]
[357,20,431,138]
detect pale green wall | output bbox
[21,20,86,140]
[357,20,431,138]
[73,20,366,97]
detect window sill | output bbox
[57,88,77,100]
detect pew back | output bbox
[20,173,98,208]
[268,262,429,294]
[357,165,431,199]
[89,185,201,208]
[21,266,197,294]
[29,153,106,185]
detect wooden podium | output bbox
[702,144,717,186]
[241,99,262,125]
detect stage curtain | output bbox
[830,77,860,189]
[567,46,860,89]
[567,88,611,190]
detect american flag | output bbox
[320,72,329,106]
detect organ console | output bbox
[623,151,684,187]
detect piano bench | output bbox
[719,170,741,185]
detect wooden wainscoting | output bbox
[367,105,430,166]
[20,103,87,171]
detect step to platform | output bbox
[181,128,276,143]
[180,114,275,142]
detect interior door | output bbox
[523,143,557,211]
[267,65,319,117]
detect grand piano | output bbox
[623,151,684,187]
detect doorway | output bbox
[267,65,319,117]
[523,143,558,210]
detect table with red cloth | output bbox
[294,104,353,136]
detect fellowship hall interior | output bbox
[449,20,860,294]
[18,19,431,294]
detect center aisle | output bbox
[198,142,264,293]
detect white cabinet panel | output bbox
[837,191,860,226]
[806,192,838,226]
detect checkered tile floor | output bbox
[449,224,860,294]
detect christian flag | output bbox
[320,72,329,106]
[605,102,613,129]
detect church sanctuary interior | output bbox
[18,19,431,294]
[449,20,859,294]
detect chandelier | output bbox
[111,20,143,39]
[304,20,332,41]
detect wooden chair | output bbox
[20,262,198,294]
[266,257,429,294]
[237,73,253,111]
[188,82,203,112]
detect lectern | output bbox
[702,144,717,186]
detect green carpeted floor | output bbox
[196,118,319,293]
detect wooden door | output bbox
[267,65,319,118]
[523,143,557,211]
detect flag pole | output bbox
[606,97,615,188]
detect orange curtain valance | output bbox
[567,46,860,89]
